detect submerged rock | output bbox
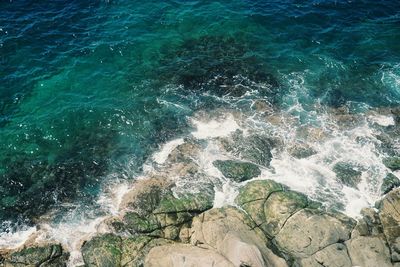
[287,143,317,159]
[332,161,362,188]
[213,160,261,182]
[381,173,400,195]
[383,157,400,171]
[218,131,276,167]
[3,244,68,267]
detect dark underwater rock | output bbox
[383,156,400,171]
[288,143,317,159]
[381,173,400,195]
[158,35,279,98]
[213,160,261,182]
[333,162,362,188]
[219,131,276,167]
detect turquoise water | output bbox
[1,0,400,233]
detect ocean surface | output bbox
[1,0,400,263]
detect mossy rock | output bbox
[123,212,160,234]
[235,179,285,205]
[81,234,122,267]
[383,157,400,171]
[5,244,67,267]
[213,160,261,182]
[381,173,400,195]
[154,193,213,214]
[333,162,362,188]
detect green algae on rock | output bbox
[213,160,261,182]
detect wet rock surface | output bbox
[213,159,261,182]
[2,244,69,267]
[2,181,400,267]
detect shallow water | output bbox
[1,0,400,262]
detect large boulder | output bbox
[213,160,261,182]
[218,131,276,167]
[145,244,234,267]
[378,188,400,262]
[299,243,352,267]
[345,236,393,267]
[235,180,317,237]
[81,233,173,267]
[190,207,288,267]
[123,192,213,241]
[274,209,355,259]
[81,234,122,267]
[3,244,68,267]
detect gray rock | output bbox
[299,243,352,267]
[383,157,400,171]
[145,244,235,267]
[190,207,288,267]
[274,209,355,258]
[346,236,393,267]
[235,180,317,238]
[332,162,362,188]
[288,143,317,159]
[213,160,261,182]
[219,131,275,167]
[378,188,400,262]
[381,173,400,194]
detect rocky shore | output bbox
[1,177,399,267]
[1,154,400,266]
[1,107,400,267]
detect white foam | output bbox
[190,114,240,139]
[152,138,184,164]
[0,225,37,249]
[369,114,395,127]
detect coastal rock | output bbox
[381,173,400,195]
[190,207,288,267]
[378,188,400,262]
[235,180,314,237]
[383,157,400,171]
[81,233,173,267]
[299,243,352,267]
[351,207,383,237]
[145,244,235,267]
[288,143,317,159]
[213,160,261,182]
[166,139,202,164]
[345,236,393,267]
[274,209,355,258]
[3,244,68,267]
[123,192,213,240]
[332,162,362,188]
[235,179,285,206]
[218,131,275,167]
[81,234,122,267]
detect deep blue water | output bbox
[1,0,399,231]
